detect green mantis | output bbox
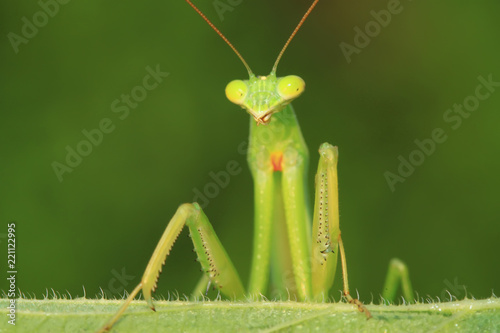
[97,0,414,331]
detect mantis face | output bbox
[225,73,305,125]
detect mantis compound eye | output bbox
[277,75,305,100]
[225,80,248,105]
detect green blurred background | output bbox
[1,0,499,304]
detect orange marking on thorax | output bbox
[271,152,283,172]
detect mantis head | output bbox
[186,0,318,125]
[225,73,305,125]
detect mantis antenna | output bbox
[185,0,320,76]
[185,0,253,76]
[272,0,319,74]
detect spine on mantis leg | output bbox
[311,143,341,300]
[309,145,372,317]
[187,205,245,299]
[96,206,195,332]
[97,203,245,332]
[141,203,245,310]
[141,204,195,309]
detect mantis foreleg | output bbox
[97,203,245,332]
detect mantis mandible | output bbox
[97,0,414,331]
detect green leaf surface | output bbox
[0,298,499,332]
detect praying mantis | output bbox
[97,0,414,331]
